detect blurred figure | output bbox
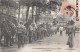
[9,22,16,46]
[28,25,33,43]
[57,26,59,32]
[66,20,75,48]
[0,18,9,46]
[54,26,57,34]
[59,26,63,36]
[36,24,43,40]
[28,23,37,43]
[0,28,1,46]
[17,22,26,48]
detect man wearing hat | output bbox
[66,20,75,48]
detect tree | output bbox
[0,0,18,26]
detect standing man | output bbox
[67,20,75,48]
[59,26,63,36]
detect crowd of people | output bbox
[0,18,16,47]
[0,18,60,48]
[0,17,77,48]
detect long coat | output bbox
[67,25,75,48]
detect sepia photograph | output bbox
[0,0,80,52]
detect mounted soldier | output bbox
[17,22,26,48]
[29,23,37,42]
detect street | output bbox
[0,31,80,52]
[0,0,80,52]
